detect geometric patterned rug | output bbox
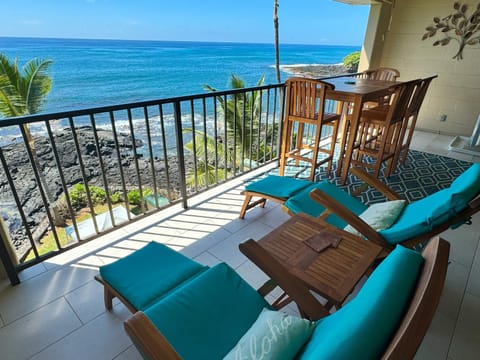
[255,149,472,205]
[347,149,472,204]
[333,149,472,205]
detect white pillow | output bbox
[223,308,315,360]
[344,200,406,236]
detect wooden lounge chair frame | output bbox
[94,274,138,313]
[124,236,449,360]
[239,189,288,219]
[310,166,480,250]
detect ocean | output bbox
[0,37,359,113]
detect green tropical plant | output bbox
[184,75,276,188]
[127,188,153,206]
[0,54,53,117]
[343,51,360,72]
[68,183,108,209]
[89,186,107,204]
[110,192,121,203]
[183,129,232,187]
[204,74,267,163]
[68,183,88,209]
[0,54,62,227]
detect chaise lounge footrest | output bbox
[96,241,207,312]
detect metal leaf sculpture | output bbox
[422,2,480,60]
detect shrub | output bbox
[68,184,108,209]
[89,186,106,205]
[110,192,121,203]
[343,51,360,72]
[69,183,88,209]
[127,188,153,206]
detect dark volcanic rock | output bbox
[280,64,349,78]
[0,126,192,258]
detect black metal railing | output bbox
[0,83,285,282]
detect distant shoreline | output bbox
[279,63,348,78]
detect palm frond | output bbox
[230,74,245,89]
[0,54,25,117]
[0,84,23,117]
[0,54,20,87]
[0,54,52,117]
[23,58,53,114]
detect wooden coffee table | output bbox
[255,214,382,309]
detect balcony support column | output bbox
[0,218,20,285]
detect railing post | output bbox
[276,85,286,166]
[173,101,188,209]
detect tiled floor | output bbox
[0,130,479,360]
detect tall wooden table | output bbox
[255,214,382,309]
[325,76,401,184]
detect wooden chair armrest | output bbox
[309,188,392,249]
[350,167,403,201]
[124,312,181,360]
[239,239,330,321]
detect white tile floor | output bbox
[0,130,479,360]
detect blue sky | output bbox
[1,0,370,46]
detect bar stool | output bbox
[395,75,437,167]
[350,79,419,178]
[279,78,341,181]
[360,67,400,81]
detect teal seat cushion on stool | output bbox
[285,181,368,228]
[144,263,269,360]
[99,241,207,311]
[244,175,312,199]
[299,245,424,360]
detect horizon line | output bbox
[0,36,361,48]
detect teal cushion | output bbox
[380,164,480,245]
[99,242,206,311]
[244,175,312,199]
[449,163,480,212]
[299,245,424,360]
[285,181,368,228]
[380,189,452,244]
[223,308,315,360]
[144,263,269,360]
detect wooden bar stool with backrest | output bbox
[279,77,341,181]
[361,67,400,81]
[351,79,419,178]
[395,75,438,167]
[358,67,400,108]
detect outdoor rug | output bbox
[254,149,473,205]
[334,150,472,205]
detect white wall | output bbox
[362,0,480,136]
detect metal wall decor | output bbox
[422,2,480,60]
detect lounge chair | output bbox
[124,237,450,360]
[94,241,208,313]
[240,163,480,250]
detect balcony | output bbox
[0,129,478,359]
[0,67,479,359]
